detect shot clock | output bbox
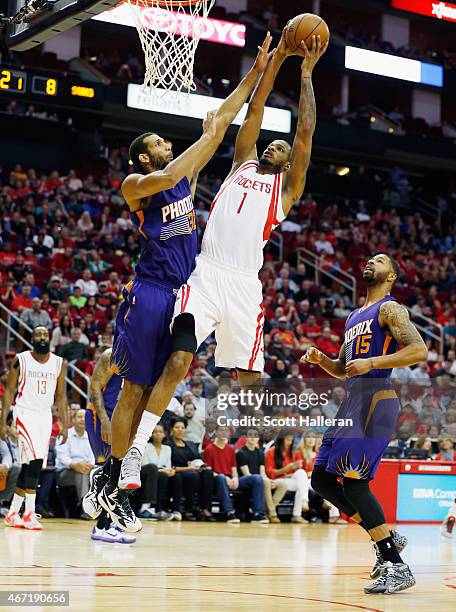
[0,65,102,109]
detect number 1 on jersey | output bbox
[236,192,247,214]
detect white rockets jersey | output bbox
[201,160,285,274]
[14,350,63,413]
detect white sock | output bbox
[25,493,36,515]
[130,412,161,456]
[140,503,150,513]
[10,493,24,514]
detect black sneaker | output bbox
[98,486,142,533]
[364,562,416,594]
[226,511,240,524]
[82,466,108,519]
[251,513,269,524]
[370,531,408,578]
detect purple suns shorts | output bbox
[315,381,400,479]
[111,277,175,387]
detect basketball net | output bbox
[127,0,215,97]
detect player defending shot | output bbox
[84,348,135,544]
[304,254,428,594]
[109,33,327,497]
[0,326,68,530]
[94,37,275,532]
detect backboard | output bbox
[6,0,119,51]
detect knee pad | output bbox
[342,477,370,504]
[16,464,29,491]
[25,459,43,490]
[311,465,337,496]
[171,313,197,354]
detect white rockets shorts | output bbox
[13,405,52,466]
[173,254,264,372]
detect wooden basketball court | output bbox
[1,520,454,611]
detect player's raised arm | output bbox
[122,36,273,207]
[89,349,113,445]
[232,30,291,169]
[55,361,68,444]
[302,344,347,380]
[282,36,327,216]
[345,303,428,378]
[0,358,19,440]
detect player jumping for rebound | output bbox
[89,37,275,532]
[107,32,327,499]
[0,326,68,530]
[304,254,428,594]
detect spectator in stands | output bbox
[69,286,87,310]
[138,424,176,520]
[204,426,268,524]
[436,436,456,462]
[294,430,344,523]
[271,317,298,347]
[323,386,345,419]
[50,315,72,353]
[410,362,431,385]
[55,409,95,517]
[182,403,205,445]
[11,284,32,313]
[59,328,88,362]
[237,428,287,523]
[166,417,214,521]
[316,326,340,358]
[190,382,206,417]
[414,436,433,459]
[20,297,52,331]
[47,276,65,305]
[265,429,310,524]
[75,269,98,297]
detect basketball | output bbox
[285,13,330,53]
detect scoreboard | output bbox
[0,66,103,108]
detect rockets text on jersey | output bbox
[14,350,63,412]
[201,160,285,274]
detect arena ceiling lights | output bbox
[127,84,292,133]
[345,46,444,87]
[94,3,246,47]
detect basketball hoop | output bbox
[127,0,215,97]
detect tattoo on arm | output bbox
[380,302,424,346]
[300,77,316,133]
[89,350,112,419]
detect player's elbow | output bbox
[416,344,429,363]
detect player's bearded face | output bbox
[32,336,50,354]
[363,264,389,286]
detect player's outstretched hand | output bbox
[300,35,329,77]
[301,346,324,364]
[253,32,274,73]
[276,25,295,59]
[345,359,372,378]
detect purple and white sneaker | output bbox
[91,525,136,544]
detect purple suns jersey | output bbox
[344,295,398,388]
[102,372,123,418]
[131,176,197,289]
